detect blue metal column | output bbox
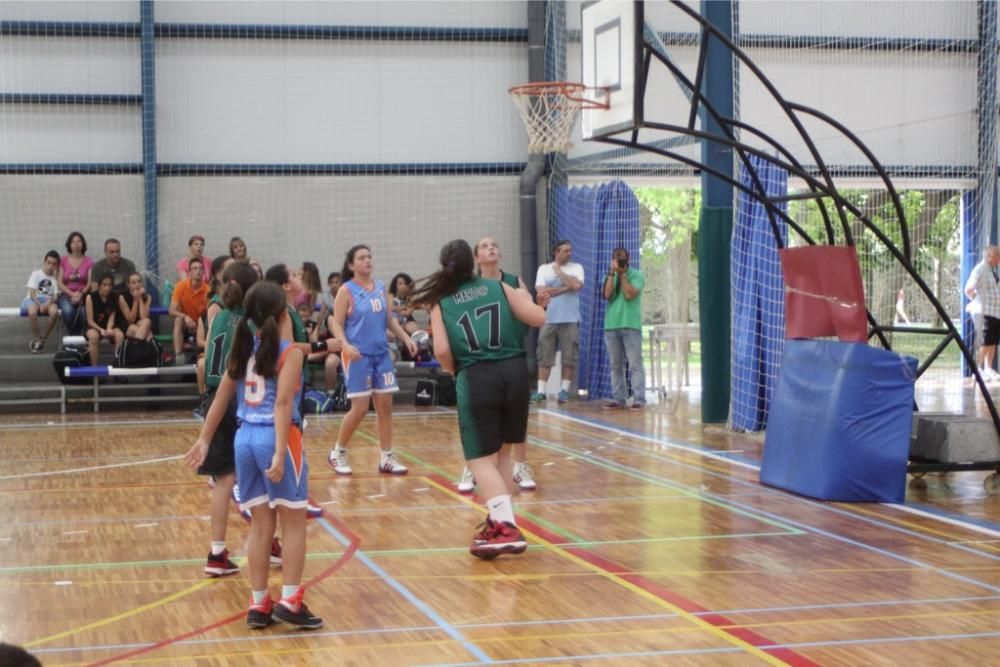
[698,0,734,423]
[140,0,158,279]
[977,0,998,246]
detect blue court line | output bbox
[528,430,1000,595]
[888,500,1000,536]
[315,517,493,664]
[540,412,1000,559]
[424,645,743,665]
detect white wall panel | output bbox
[0,1,138,22]
[0,37,139,94]
[155,40,528,163]
[0,106,141,162]
[154,1,526,29]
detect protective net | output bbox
[544,1,996,421]
[0,1,531,313]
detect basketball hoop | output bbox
[509,82,609,154]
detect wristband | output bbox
[606,272,615,277]
[310,340,328,353]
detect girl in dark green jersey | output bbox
[184,261,258,577]
[412,239,548,559]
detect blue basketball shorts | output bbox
[234,423,308,511]
[342,351,398,398]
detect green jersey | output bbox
[205,306,244,389]
[440,277,525,371]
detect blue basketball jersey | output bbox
[236,339,303,425]
[344,279,389,355]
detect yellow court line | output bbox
[727,606,1000,632]
[24,578,220,649]
[422,477,790,667]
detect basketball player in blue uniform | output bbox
[328,245,417,475]
[190,282,322,630]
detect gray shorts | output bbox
[537,322,579,367]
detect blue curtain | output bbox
[729,155,788,431]
[551,180,640,400]
[961,191,978,376]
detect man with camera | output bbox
[602,247,646,409]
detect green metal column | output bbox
[698,0,734,423]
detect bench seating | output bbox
[61,364,199,413]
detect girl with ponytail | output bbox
[187,280,322,630]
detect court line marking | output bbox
[423,476,816,667]
[315,515,494,664]
[0,455,183,481]
[30,591,1000,657]
[86,514,361,666]
[529,430,1000,595]
[539,412,1000,555]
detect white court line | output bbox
[367,494,386,500]
[318,499,338,506]
[413,487,429,492]
[54,580,73,586]
[62,530,87,536]
[133,523,159,529]
[0,455,183,481]
[0,537,12,543]
[0,418,199,431]
[883,503,1000,540]
[539,409,759,471]
[541,409,1000,542]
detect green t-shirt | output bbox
[440,277,525,371]
[205,306,244,389]
[288,303,307,343]
[604,268,644,331]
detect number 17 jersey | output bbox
[439,277,524,371]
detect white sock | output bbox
[210,541,226,556]
[281,584,300,601]
[486,494,515,526]
[561,379,571,391]
[380,450,393,462]
[537,381,546,394]
[333,443,345,454]
[251,589,268,605]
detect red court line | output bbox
[87,512,360,667]
[426,473,818,667]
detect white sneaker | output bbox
[328,448,352,475]
[513,462,537,491]
[378,451,408,475]
[457,466,476,493]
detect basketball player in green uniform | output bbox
[412,239,548,558]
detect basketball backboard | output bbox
[581,0,643,140]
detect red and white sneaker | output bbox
[328,448,352,475]
[306,502,324,519]
[204,548,240,577]
[378,452,408,475]
[270,537,283,567]
[470,518,527,560]
[513,462,537,490]
[246,595,274,629]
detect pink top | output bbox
[176,255,212,278]
[60,255,94,293]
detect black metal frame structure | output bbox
[587,0,1000,474]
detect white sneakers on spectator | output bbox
[981,368,1000,383]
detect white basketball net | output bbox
[510,83,587,154]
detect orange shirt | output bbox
[172,279,209,319]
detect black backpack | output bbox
[114,337,163,369]
[52,346,90,385]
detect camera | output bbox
[616,258,627,269]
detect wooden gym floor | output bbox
[1,396,999,666]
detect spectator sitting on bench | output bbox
[57,231,94,336]
[118,271,153,341]
[90,238,136,294]
[177,234,211,281]
[169,259,209,364]
[317,271,341,337]
[23,249,61,353]
[85,273,124,365]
